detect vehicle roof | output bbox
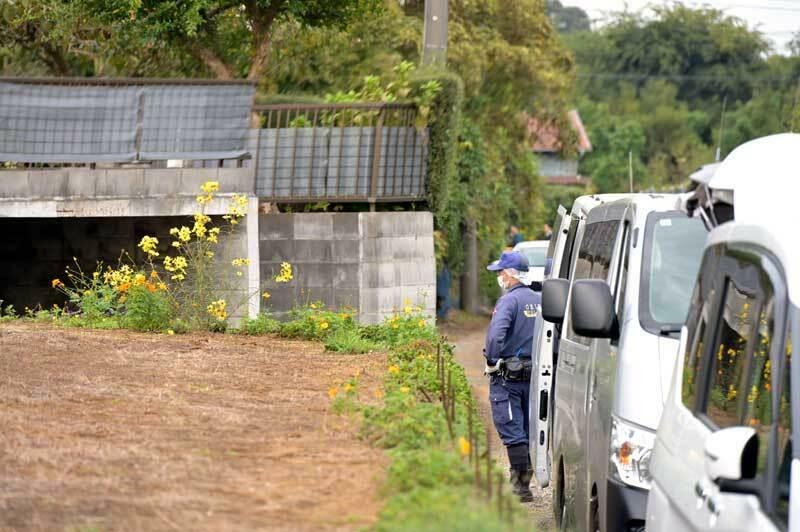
[569,193,635,217]
[705,133,800,305]
[585,193,684,224]
[514,240,549,249]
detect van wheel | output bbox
[554,460,565,529]
[589,487,600,532]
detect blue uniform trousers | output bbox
[489,376,530,447]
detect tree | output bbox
[547,0,591,34]
[0,0,380,80]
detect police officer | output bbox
[484,250,540,502]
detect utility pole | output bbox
[422,0,448,66]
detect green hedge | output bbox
[411,70,464,234]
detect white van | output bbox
[540,194,707,531]
[530,195,630,489]
[647,134,800,531]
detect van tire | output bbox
[554,459,566,529]
[589,484,600,532]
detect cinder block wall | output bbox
[259,212,435,324]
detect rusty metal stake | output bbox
[467,406,473,465]
[507,485,514,526]
[497,471,504,519]
[486,428,492,500]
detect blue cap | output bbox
[486,251,529,272]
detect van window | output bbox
[639,212,707,334]
[774,319,793,527]
[565,219,619,345]
[704,279,760,430]
[546,211,563,259]
[558,217,580,279]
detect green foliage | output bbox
[1,0,382,79]
[234,313,281,335]
[324,328,381,354]
[542,184,589,226]
[566,4,800,191]
[122,285,173,332]
[412,71,464,264]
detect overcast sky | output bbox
[561,0,800,54]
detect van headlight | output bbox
[609,416,656,490]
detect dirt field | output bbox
[0,323,387,532]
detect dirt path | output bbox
[443,315,555,532]
[0,323,387,532]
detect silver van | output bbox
[530,194,629,489]
[540,194,708,531]
[647,133,800,532]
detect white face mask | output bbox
[497,275,507,290]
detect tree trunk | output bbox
[461,219,480,314]
[194,46,234,79]
[247,33,272,82]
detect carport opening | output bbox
[0,217,186,313]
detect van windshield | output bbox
[639,212,707,334]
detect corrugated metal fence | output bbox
[0,79,428,202]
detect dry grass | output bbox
[0,323,387,532]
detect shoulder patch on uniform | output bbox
[523,303,537,318]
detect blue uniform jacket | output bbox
[484,284,540,361]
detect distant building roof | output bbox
[528,109,592,154]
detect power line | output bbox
[576,72,796,82]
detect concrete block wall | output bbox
[358,212,435,324]
[258,212,435,324]
[259,213,362,318]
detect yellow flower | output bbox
[418,319,426,328]
[205,251,214,258]
[262,291,271,299]
[400,386,410,394]
[200,181,220,194]
[137,235,159,257]
[343,383,354,393]
[319,321,329,330]
[391,323,399,329]
[150,270,159,279]
[167,329,175,335]
[51,278,64,288]
[133,273,146,286]
[310,303,317,309]
[328,386,339,399]
[196,194,212,205]
[403,305,413,315]
[388,364,400,374]
[458,436,471,457]
[207,227,220,244]
[231,258,250,267]
[206,299,227,321]
[177,226,192,243]
[275,262,293,283]
[157,282,167,291]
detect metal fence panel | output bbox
[139,84,253,160]
[0,82,139,163]
[0,80,254,163]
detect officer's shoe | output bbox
[509,468,534,503]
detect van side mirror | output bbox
[704,426,758,483]
[571,280,618,339]
[542,278,569,324]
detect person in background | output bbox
[436,264,452,321]
[508,225,524,247]
[483,250,539,502]
[542,223,552,240]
